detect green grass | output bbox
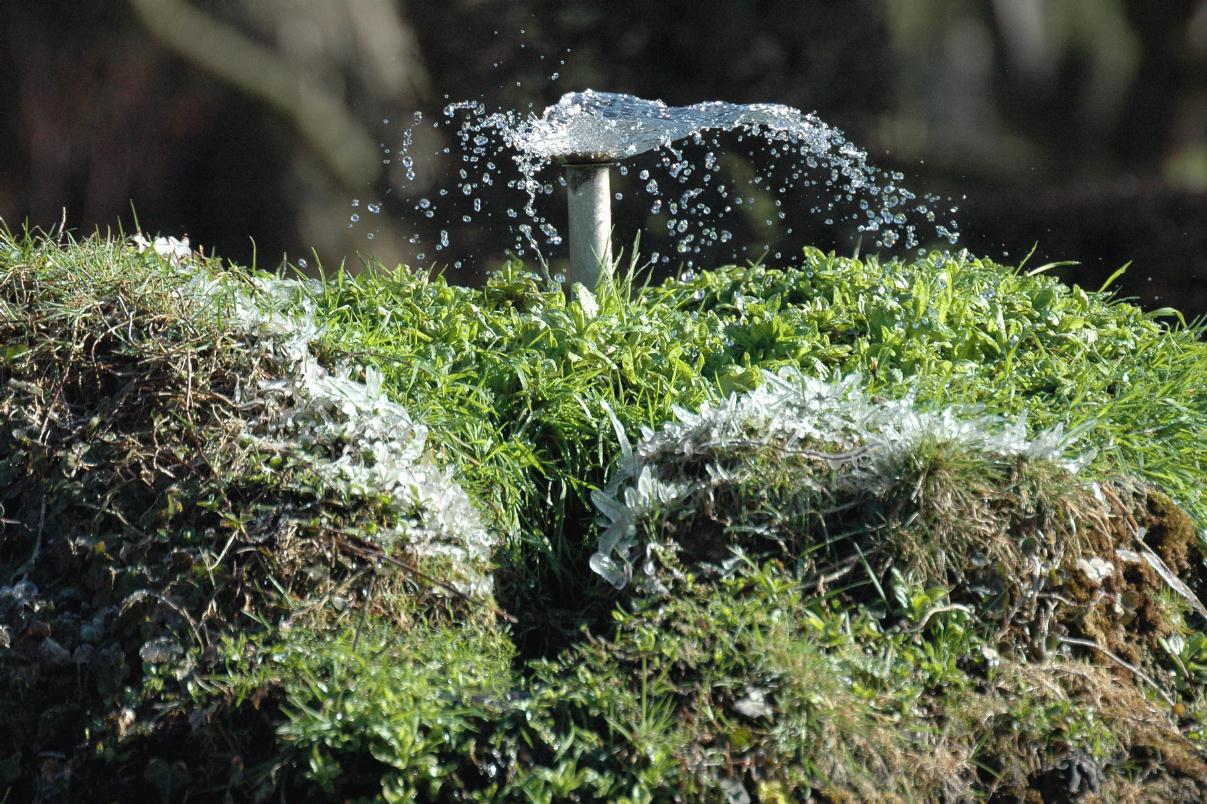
[308,246,1206,619]
[2,229,1206,800]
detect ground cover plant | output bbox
[1,228,1206,801]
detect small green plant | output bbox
[1162,632,1207,693]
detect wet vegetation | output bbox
[2,230,1206,801]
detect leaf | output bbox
[573,282,599,319]
[599,399,632,463]
[1025,260,1078,277]
[1097,261,1131,293]
[1147,307,1186,326]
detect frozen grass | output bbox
[2,229,1206,800]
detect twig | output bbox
[350,573,377,655]
[77,500,151,540]
[1100,485,1140,534]
[803,555,857,595]
[1057,635,1177,708]
[13,498,46,583]
[333,531,516,623]
[184,351,195,422]
[130,0,387,186]
[908,603,973,634]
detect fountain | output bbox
[516,91,919,287]
[371,90,959,287]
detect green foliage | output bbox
[315,246,1207,553]
[307,248,1207,657]
[3,231,1207,800]
[204,624,516,800]
[1162,631,1207,693]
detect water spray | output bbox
[425,91,957,284]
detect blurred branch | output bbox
[130,0,379,188]
[346,0,430,99]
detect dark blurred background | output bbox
[1,0,1204,313]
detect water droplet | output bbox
[374,90,957,275]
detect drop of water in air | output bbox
[380,88,959,272]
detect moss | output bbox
[0,235,497,799]
[1143,489,1207,606]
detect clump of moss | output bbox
[0,234,496,798]
[582,366,1207,798]
[589,369,1095,589]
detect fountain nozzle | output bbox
[562,159,613,288]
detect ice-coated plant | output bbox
[590,368,1095,590]
[133,235,497,598]
[132,232,194,264]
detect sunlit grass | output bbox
[307,245,1207,630]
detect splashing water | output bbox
[368,89,959,270]
[511,91,846,163]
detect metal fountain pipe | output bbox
[562,158,613,288]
